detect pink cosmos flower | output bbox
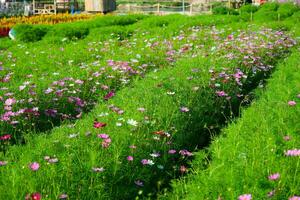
[129,145,136,149]
[180,165,187,173]
[127,156,134,161]
[179,149,193,157]
[4,98,16,106]
[141,159,149,165]
[168,149,177,154]
[93,121,107,129]
[289,196,300,200]
[238,194,252,200]
[268,173,280,181]
[97,134,109,139]
[283,135,291,141]
[0,161,8,166]
[285,149,300,156]
[29,162,40,171]
[216,91,228,97]
[267,190,275,198]
[288,101,296,106]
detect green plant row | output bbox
[0,15,240,140]
[213,2,300,22]
[166,47,300,200]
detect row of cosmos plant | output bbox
[166,49,300,200]
[0,13,299,199]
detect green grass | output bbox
[0,9,300,200]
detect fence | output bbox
[0,1,84,17]
[0,2,26,17]
[116,3,212,15]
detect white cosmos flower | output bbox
[127,119,138,127]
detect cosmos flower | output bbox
[97,134,109,139]
[238,194,252,200]
[92,167,105,173]
[168,149,176,154]
[104,91,115,100]
[134,180,144,187]
[268,173,280,181]
[289,196,300,200]
[0,161,8,166]
[180,107,189,112]
[127,156,134,161]
[288,101,296,106]
[285,149,300,156]
[127,119,138,127]
[93,121,107,129]
[25,192,42,200]
[29,162,40,171]
[0,134,11,141]
[58,194,68,199]
[4,98,16,106]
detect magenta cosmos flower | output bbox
[127,156,134,161]
[0,134,11,141]
[93,121,107,129]
[25,192,41,200]
[238,194,252,200]
[104,91,115,100]
[29,162,40,171]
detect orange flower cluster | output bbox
[0,13,103,28]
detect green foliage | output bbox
[0,38,14,49]
[13,24,50,42]
[277,3,299,20]
[45,24,89,41]
[0,12,299,200]
[240,4,259,13]
[259,2,279,11]
[212,2,239,15]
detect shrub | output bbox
[13,24,49,42]
[254,11,279,21]
[259,2,279,11]
[240,4,259,13]
[46,24,89,41]
[212,3,239,15]
[277,3,299,20]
